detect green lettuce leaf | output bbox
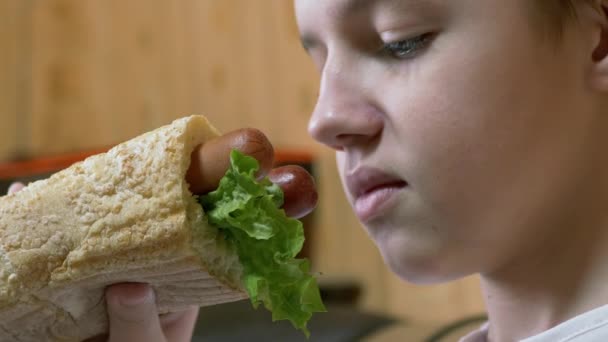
[200,150,326,336]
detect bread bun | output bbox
[0,115,247,341]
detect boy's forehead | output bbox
[296,0,430,20]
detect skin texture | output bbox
[295,0,608,340]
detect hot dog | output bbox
[187,128,318,218]
[0,116,325,341]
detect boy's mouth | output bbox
[346,167,408,222]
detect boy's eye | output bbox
[382,33,434,59]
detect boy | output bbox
[295,0,608,341]
[22,1,604,341]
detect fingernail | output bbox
[115,283,154,307]
[7,183,24,194]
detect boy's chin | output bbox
[380,245,472,285]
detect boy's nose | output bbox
[308,72,384,151]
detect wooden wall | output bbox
[0,0,485,326]
[1,0,319,160]
[0,0,20,160]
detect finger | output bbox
[83,307,199,342]
[161,306,199,341]
[7,182,25,194]
[106,283,166,342]
[187,128,275,194]
[81,334,107,342]
[268,165,318,219]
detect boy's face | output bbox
[296,0,604,283]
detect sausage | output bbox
[187,129,318,219]
[268,165,318,219]
[186,128,275,194]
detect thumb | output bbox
[106,283,166,342]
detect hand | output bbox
[82,283,199,342]
[8,184,195,342]
[81,128,318,342]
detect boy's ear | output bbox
[589,2,608,91]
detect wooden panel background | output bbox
[23,0,318,157]
[0,0,485,326]
[0,0,20,160]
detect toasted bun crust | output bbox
[0,115,247,341]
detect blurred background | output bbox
[1,1,486,340]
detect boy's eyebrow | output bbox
[334,0,428,20]
[342,0,373,15]
[299,0,374,53]
[299,0,429,52]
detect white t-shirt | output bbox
[460,305,608,342]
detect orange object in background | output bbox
[0,147,315,180]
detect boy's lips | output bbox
[346,167,408,222]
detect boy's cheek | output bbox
[335,152,349,196]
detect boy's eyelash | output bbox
[382,33,434,59]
